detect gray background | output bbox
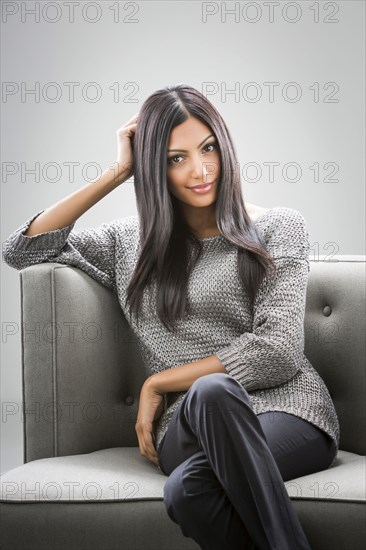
[1,0,365,473]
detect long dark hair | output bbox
[125,83,276,331]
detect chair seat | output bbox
[0,448,365,550]
[285,450,365,502]
[1,447,166,503]
[0,447,364,503]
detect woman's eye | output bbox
[167,154,182,165]
[167,142,216,166]
[204,143,215,153]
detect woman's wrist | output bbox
[145,373,164,392]
[146,355,226,394]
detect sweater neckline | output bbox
[198,207,275,241]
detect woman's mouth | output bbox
[188,180,215,194]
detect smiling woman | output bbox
[129,85,276,332]
[2,83,339,550]
[166,117,221,239]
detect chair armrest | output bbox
[305,256,366,455]
[20,263,146,462]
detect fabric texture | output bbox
[159,373,332,549]
[2,206,340,466]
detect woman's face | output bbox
[166,116,221,207]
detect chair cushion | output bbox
[0,448,364,550]
[0,447,364,504]
[285,449,365,502]
[1,447,165,502]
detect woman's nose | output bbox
[190,158,209,181]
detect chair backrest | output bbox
[20,256,366,462]
[304,256,366,455]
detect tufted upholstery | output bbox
[0,256,365,550]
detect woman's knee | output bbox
[183,373,254,428]
[190,372,249,403]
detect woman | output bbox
[3,84,339,550]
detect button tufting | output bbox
[323,305,332,316]
[125,395,134,406]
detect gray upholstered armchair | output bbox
[1,256,365,550]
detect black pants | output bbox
[157,373,337,550]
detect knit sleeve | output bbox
[2,209,118,292]
[214,207,311,391]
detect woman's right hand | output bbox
[114,112,139,184]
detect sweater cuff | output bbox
[10,209,76,252]
[215,334,257,388]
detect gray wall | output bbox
[1,0,365,474]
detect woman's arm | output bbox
[23,166,128,237]
[2,208,126,291]
[3,114,140,280]
[147,354,226,393]
[213,208,311,391]
[22,111,139,236]
[2,166,134,290]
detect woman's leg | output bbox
[163,449,255,550]
[158,372,322,550]
[257,410,337,482]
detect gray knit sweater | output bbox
[2,206,340,466]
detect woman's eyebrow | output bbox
[167,134,214,153]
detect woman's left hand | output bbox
[135,378,165,467]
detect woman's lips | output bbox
[188,180,215,193]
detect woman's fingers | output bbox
[136,423,158,466]
[124,112,139,127]
[145,430,158,466]
[134,381,163,468]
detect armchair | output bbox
[1,256,365,550]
